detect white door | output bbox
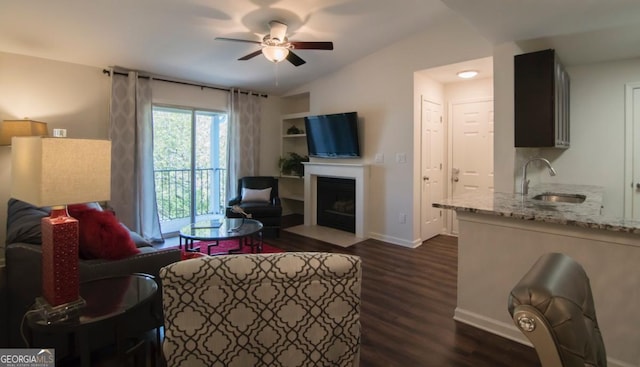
[630,85,640,219]
[421,98,443,240]
[450,99,494,234]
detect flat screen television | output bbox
[304,112,360,158]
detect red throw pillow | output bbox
[68,204,140,260]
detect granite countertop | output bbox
[433,183,640,234]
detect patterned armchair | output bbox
[160,252,362,367]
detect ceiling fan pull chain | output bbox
[274,62,280,86]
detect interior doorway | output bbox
[417,56,494,239]
[449,98,494,234]
[420,98,444,240]
[624,82,640,219]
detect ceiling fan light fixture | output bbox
[262,45,289,63]
[457,70,479,79]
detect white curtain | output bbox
[227,90,262,199]
[109,71,163,243]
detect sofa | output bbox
[4,198,181,356]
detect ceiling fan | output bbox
[215,20,334,66]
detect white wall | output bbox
[538,58,640,217]
[287,12,493,246]
[258,96,282,178]
[493,43,523,193]
[444,77,493,103]
[152,79,229,111]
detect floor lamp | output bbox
[11,136,111,320]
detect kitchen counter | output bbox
[433,183,640,234]
[435,183,640,367]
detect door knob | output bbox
[423,176,429,181]
[636,183,640,189]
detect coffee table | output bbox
[179,218,264,255]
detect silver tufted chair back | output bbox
[160,252,361,367]
[508,252,606,367]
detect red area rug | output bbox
[166,239,284,260]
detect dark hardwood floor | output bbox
[90,215,540,366]
[264,215,541,367]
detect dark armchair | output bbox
[226,176,282,236]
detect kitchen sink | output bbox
[532,192,586,204]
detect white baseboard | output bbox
[367,231,421,248]
[454,307,634,367]
[454,308,529,345]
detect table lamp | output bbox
[11,137,111,319]
[0,119,48,145]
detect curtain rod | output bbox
[102,69,268,98]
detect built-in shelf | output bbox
[280,92,310,215]
[281,194,304,202]
[282,133,306,138]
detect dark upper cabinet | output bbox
[514,49,570,148]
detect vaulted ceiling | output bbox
[1,0,639,95]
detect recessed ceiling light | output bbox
[457,70,478,79]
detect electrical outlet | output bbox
[53,128,67,137]
[398,213,406,224]
[374,153,384,164]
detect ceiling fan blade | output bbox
[290,41,334,50]
[215,37,261,45]
[238,49,263,61]
[287,51,306,66]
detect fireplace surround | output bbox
[303,162,369,238]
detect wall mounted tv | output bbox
[304,112,360,158]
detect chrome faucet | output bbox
[521,157,557,195]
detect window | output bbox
[152,105,228,235]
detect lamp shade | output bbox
[262,46,289,63]
[0,120,48,145]
[11,137,111,207]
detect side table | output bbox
[26,274,158,367]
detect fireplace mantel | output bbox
[303,162,370,238]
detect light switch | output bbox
[396,153,407,164]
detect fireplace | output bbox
[317,177,356,233]
[303,162,369,238]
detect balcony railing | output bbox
[154,167,227,222]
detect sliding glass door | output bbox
[152,105,228,235]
